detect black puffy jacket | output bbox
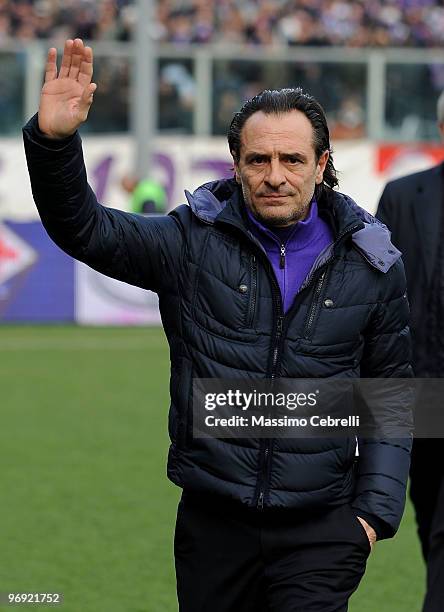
[23,115,412,539]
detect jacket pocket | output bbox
[191,231,259,337]
[347,506,372,555]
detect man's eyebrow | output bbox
[280,152,308,161]
[244,151,270,161]
[244,151,308,162]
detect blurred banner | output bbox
[3,134,444,222]
[377,143,444,176]
[0,135,233,221]
[0,221,74,321]
[0,222,160,325]
[75,262,160,326]
[1,136,444,323]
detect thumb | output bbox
[79,82,97,117]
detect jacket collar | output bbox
[184,179,239,224]
[185,179,401,273]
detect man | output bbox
[23,39,412,612]
[121,174,167,215]
[376,91,444,612]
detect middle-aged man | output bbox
[376,91,444,612]
[23,39,412,612]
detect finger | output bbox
[68,38,84,80]
[44,47,57,82]
[58,39,73,78]
[78,46,93,88]
[78,82,97,119]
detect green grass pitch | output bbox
[0,326,425,611]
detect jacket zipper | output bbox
[271,314,284,379]
[280,244,286,269]
[257,294,284,509]
[246,254,257,328]
[303,270,327,339]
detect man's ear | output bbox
[233,163,241,184]
[315,150,329,185]
[231,152,241,184]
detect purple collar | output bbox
[246,198,324,249]
[245,197,334,312]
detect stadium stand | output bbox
[1,0,444,47]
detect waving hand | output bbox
[38,38,97,139]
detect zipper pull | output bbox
[257,491,264,510]
[276,315,284,336]
[280,244,286,269]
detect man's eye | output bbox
[286,157,300,164]
[251,157,266,164]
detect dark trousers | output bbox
[410,439,444,612]
[174,492,370,612]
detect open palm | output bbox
[38,38,97,139]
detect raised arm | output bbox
[23,39,183,293]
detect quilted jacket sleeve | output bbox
[22,114,183,293]
[351,258,413,539]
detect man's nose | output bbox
[264,160,286,189]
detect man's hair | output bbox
[437,90,444,124]
[228,88,338,196]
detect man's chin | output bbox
[251,207,302,228]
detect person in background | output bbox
[121,175,167,215]
[376,90,444,612]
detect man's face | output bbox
[233,110,329,227]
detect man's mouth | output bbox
[260,194,288,199]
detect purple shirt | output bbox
[247,199,334,313]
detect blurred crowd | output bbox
[2,0,444,47]
[0,0,134,41]
[1,0,442,139]
[158,0,444,47]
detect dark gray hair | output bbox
[228,88,338,197]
